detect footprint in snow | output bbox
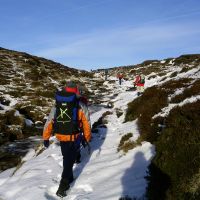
[51,154,61,161]
[52,174,61,184]
[76,184,93,193]
[38,185,47,189]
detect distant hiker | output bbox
[105,69,109,80]
[117,71,124,85]
[43,82,91,198]
[133,74,145,96]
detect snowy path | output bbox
[0,80,155,200]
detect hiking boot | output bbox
[75,152,81,164]
[56,178,70,198]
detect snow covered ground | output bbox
[1,64,199,199]
[0,79,155,200]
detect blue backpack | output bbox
[53,89,80,135]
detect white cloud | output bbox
[35,22,200,61]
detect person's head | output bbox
[65,81,80,95]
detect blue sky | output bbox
[1,0,200,70]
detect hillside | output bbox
[0,47,94,170]
[122,54,200,199]
[0,48,200,199]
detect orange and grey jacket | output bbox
[43,105,91,142]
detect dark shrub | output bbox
[116,108,123,118]
[35,89,55,99]
[180,67,190,73]
[108,80,116,84]
[9,89,26,98]
[161,78,192,94]
[92,111,112,131]
[174,54,200,65]
[148,74,157,79]
[0,74,10,85]
[170,71,178,78]
[5,109,25,126]
[171,79,200,103]
[146,163,171,200]
[0,96,10,106]
[102,111,112,118]
[158,72,167,77]
[146,100,200,199]
[117,133,142,153]
[125,86,168,143]
[118,133,132,148]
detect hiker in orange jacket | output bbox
[43,82,91,198]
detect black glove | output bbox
[87,143,91,155]
[44,140,49,148]
[81,139,86,148]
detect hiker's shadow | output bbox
[73,124,108,182]
[120,150,154,199]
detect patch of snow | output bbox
[153,95,200,119]
[25,119,34,127]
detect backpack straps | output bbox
[53,89,80,135]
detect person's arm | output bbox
[42,106,55,146]
[79,101,91,127]
[78,109,91,142]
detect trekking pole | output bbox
[82,135,91,155]
[85,140,91,154]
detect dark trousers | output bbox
[60,141,78,181]
[119,78,122,85]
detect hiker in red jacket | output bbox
[117,72,123,85]
[133,74,145,96]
